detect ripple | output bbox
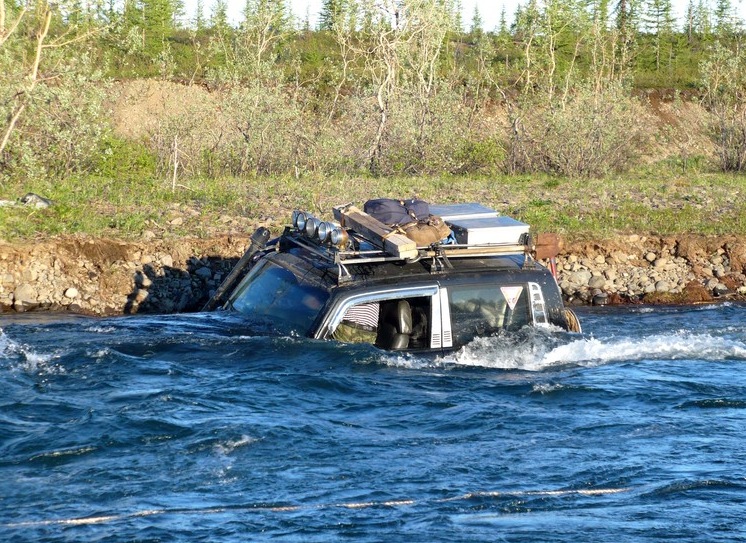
[677,398,746,409]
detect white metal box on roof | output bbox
[430,203,529,246]
[429,203,499,221]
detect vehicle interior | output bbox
[374,298,431,350]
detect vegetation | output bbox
[1,168,745,241]
[1,0,746,241]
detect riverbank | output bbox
[2,231,745,315]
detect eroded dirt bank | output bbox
[2,233,746,316]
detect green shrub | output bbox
[454,137,505,174]
[507,82,653,178]
[700,42,746,172]
[1,53,110,180]
[94,137,157,179]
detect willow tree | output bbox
[0,0,33,158]
[355,0,456,174]
[504,0,650,177]
[1,1,106,177]
[701,41,746,171]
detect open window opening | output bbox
[332,296,432,351]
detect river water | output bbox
[2,303,746,542]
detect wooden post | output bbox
[334,206,418,260]
[171,135,179,192]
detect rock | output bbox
[134,288,149,303]
[588,276,606,289]
[13,283,38,312]
[20,193,53,208]
[654,280,670,293]
[645,252,657,263]
[592,292,609,306]
[170,217,184,226]
[14,283,36,304]
[64,287,79,299]
[713,284,730,296]
[568,270,592,286]
[195,267,212,279]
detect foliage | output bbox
[507,82,652,177]
[2,167,746,241]
[0,2,109,181]
[2,0,746,185]
[700,40,746,172]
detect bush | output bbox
[700,42,746,172]
[507,82,653,177]
[94,136,157,179]
[1,53,111,180]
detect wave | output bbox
[0,328,65,374]
[1,485,631,529]
[431,329,746,371]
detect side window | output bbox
[332,296,432,350]
[448,284,530,345]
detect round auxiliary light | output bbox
[296,211,308,232]
[305,217,321,238]
[317,221,334,243]
[330,227,349,247]
[291,210,300,228]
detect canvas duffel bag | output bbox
[364,198,430,226]
[402,215,452,246]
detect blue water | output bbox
[2,303,746,542]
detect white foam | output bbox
[543,332,746,366]
[0,328,10,358]
[1,485,630,528]
[0,328,65,374]
[450,330,746,371]
[213,435,258,456]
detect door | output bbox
[318,285,451,352]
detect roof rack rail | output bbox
[283,202,552,270]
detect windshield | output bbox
[228,259,329,336]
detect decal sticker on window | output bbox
[501,286,524,311]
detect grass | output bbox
[1,165,746,242]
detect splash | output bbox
[543,331,746,366]
[0,327,64,374]
[0,328,9,359]
[444,329,746,371]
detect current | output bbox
[2,303,746,542]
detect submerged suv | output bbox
[208,203,580,353]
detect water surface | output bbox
[2,303,746,541]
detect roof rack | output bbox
[284,202,537,269]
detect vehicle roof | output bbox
[271,236,554,292]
